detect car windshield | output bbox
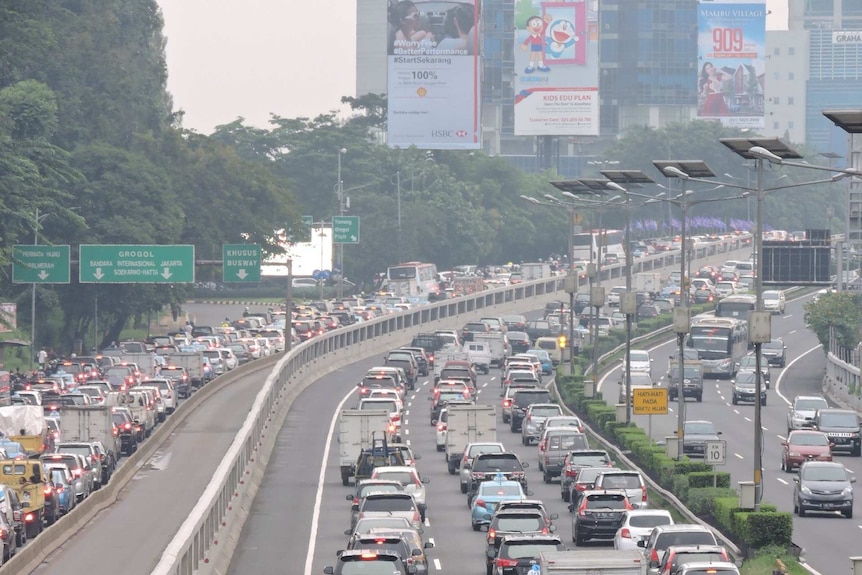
[51,469,69,484]
[362,497,415,512]
[763,340,783,350]
[802,466,848,481]
[790,433,829,447]
[339,559,401,574]
[514,392,550,407]
[819,412,858,428]
[670,366,702,380]
[685,422,717,435]
[354,518,412,534]
[58,446,91,458]
[600,475,641,489]
[630,351,650,362]
[468,444,503,457]
[480,483,523,497]
[656,532,716,549]
[673,552,726,566]
[375,471,417,487]
[361,401,397,413]
[585,494,627,509]
[531,406,562,417]
[629,513,672,528]
[495,516,544,532]
[508,332,529,341]
[630,373,652,386]
[476,456,521,471]
[501,542,561,559]
[359,484,402,498]
[735,372,757,385]
[570,455,610,467]
[795,398,828,411]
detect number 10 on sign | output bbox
[705,439,726,488]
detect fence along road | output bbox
[7,237,747,575]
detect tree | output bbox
[803,291,862,350]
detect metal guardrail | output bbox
[146,236,749,575]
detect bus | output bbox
[385,261,440,299]
[715,294,757,319]
[572,229,625,262]
[686,317,749,378]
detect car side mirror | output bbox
[792,477,799,483]
[717,431,722,435]
[343,529,352,536]
[526,490,535,496]
[324,567,334,575]
[649,560,660,568]
[521,462,529,468]
[549,525,557,533]
[422,477,430,484]
[336,550,344,557]
[418,503,427,511]
[637,540,646,548]
[781,441,788,447]
[852,476,857,484]
[424,541,435,549]
[345,494,354,501]
[463,463,471,470]
[550,513,559,520]
[412,548,422,557]
[413,453,421,460]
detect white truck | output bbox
[472,332,509,367]
[462,341,492,374]
[57,406,122,457]
[338,409,390,486]
[165,351,205,389]
[118,352,156,378]
[635,272,663,295]
[521,262,553,280]
[434,347,470,381]
[445,404,496,474]
[540,550,648,575]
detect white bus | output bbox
[572,229,625,262]
[714,294,757,319]
[686,316,749,378]
[385,261,440,299]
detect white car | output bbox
[720,260,739,276]
[256,337,274,357]
[138,385,167,422]
[142,378,177,413]
[714,281,737,297]
[613,509,674,551]
[762,289,786,314]
[371,466,428,506]
[436,408,448,452]
[625,350,652,373]
[359,397,404,441]
[218,348,238,370]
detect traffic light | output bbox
[558,334,567,349]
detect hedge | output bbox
[687,487,737,516]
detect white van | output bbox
[762,289,786,314]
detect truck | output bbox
[0,405,50,455]
[57,406,122,459]
[472,332,509,367]
[444,404,496,474]
[165,351,206,389]
[461,341,492,374]
[118,352,156,378]
[0,458,47,537]
[540,549,648,575]
[434,347,469,381]
[635,272,663,295]
[521,262,553,281]
[338,409,390,486]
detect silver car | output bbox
[787,395,828,433]
[458,442,505,493]
[55,443,104,488]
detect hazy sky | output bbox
[158,0,790,134]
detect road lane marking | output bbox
[428,537,435,545]
[482,382,489,388]
[434,558,442,570]
[410,394,416,401]
[734,453,744,460]
[405,410,410,416]
[744,417,752,422]
[490,377,496,381]
[733,409,740,415]
[789,330,796,335]
[775,343,823,406]
[762,426,768,431]
[405,429,410,436]
[406,439,411,446]
[424,517,430,527]
[725,402,731,407]
[407,402,412,408]
[776,477,788,485]
[784,314,792,319]
[303,384,357,575]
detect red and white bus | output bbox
[386,262,440,299]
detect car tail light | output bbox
[124,423,132,430]
[360,552,377,559]
[641,485,648,502]
[391,414,401,423]
[502,399,512,408]
[496,558,518,568]
[541,527,549,534]
[650,549,659,564]
[24,512,34,523]
[577,501,587,516]
[488,528,496,540]
[620,527,631,539]
[474,499,486,508]
[437,423,447,432]
[56,486,64,493]
[72,468,82,478]
[576,482,588,491]
[44,486,52,495]
[388,423,396,434]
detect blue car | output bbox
[470,475,527,530]
[526,350,554,375]
[48,467,76,515]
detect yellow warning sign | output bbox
[633,388,668,415]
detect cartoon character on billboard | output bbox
[545,17,578,59]
[521,13,553,74]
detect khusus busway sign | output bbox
[79,245,195,284]
[222,244,261,283]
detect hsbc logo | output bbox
[431,130,469,138]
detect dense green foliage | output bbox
[803,291,862,349]
[0,3,845,356]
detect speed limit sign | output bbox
[705,440,727,465]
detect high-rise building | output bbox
[763,30,809,144]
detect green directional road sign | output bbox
[12,245,71,284]
[332,216,360,244]
[79,244,195,284]
[223,244,261,283]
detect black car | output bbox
[510,389,553,432]
[410,333,445,367]
[666,362,704,402]
[761,339,786,367]
[468,453,529,502]
[571,490,630,545]
[324,550,415,575]
[525,320,554,342]
[813,408,862,456]
[574,293,592,315]
[507,331,532,354]
[400,347,430,376]
[490,534,564,575]
[111,410,138,455]
[484,511,551,575]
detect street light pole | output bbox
[752,156,765,511]
[337,148,346,300]
[623,193,633,424]
[567,206,575,375]
[677,194,689,457]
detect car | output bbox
[506,332,532,354]
[731,370,767,405]
[520,403,563,446]
[567,466,623,510]
[323,550,414,575]
[370,466,429,514]
[400,347,430,376]
[560,451,614,502]
[735,354,770,388]
[141,378,177,413]
[613,509,674,551]
[523,349,553,375]
[345,516,420,544]
[539,416,584,436]
[470,476,527,530]
[666,361,704,402]
[537,429,589,482]
[787,395,829,433]
[762,289,786,314]
[509,389,553,432]
[572,489,632,545]
[594,470,649,509]
[678,562,740,575]
[346,479,404,530]
[467,452,529,503]
[355,492,425,531]
[761,339,786,367]
[458,442,505,493]
[781,430,832,473]
[490,534,564,575]
[435,408,448,452]
[793,460,855,518]
[343,533,428,572]
[42,452,93,500]
[618,372,654,403]
[626,350,653,373]
[638,524,720,570]
[714,281,737,298]
[484,510,553,575]
[48,467,77,516]
[812,408,862,456]
[680,420,721,458]
[658,544,730,575]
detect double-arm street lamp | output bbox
[656,140,862,508]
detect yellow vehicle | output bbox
[0,405,51,455]
[0,459,46,538]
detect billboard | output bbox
[386,0,481,150]
[513,1,599,136]
[697,1,766,128]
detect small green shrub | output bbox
[686,487,736,516]
[686,471,731,489]
[745,512,792,548]
[712,497,739,530]
[672,474,690,501]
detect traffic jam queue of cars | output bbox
[0,314,287,564]
[326,326,741,575]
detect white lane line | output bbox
[405,410,410,416]
[406,439,411,446]
[777,434,786,441]
[482,382,489,388]
[784,314,793,319]
[762,426,768,431]
[490,377,496,381]
[668,407,674,413]
[725,402,731,407]
[733,409,740,415]
[434,558,442,570]
[734,453,744,460]
[422,380,429,387]
[428,537,435,545]
[777,478,788,485]
[410,394,416,401]
[405,429,410,436]
[718,396,725,401]
[775,343,823,406]
[424,517,430,527]
[407,402,412,408]
[744,417,752,422]
[302,385,357,575]
[789,330,796,335]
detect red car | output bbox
[781,430,832,472]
